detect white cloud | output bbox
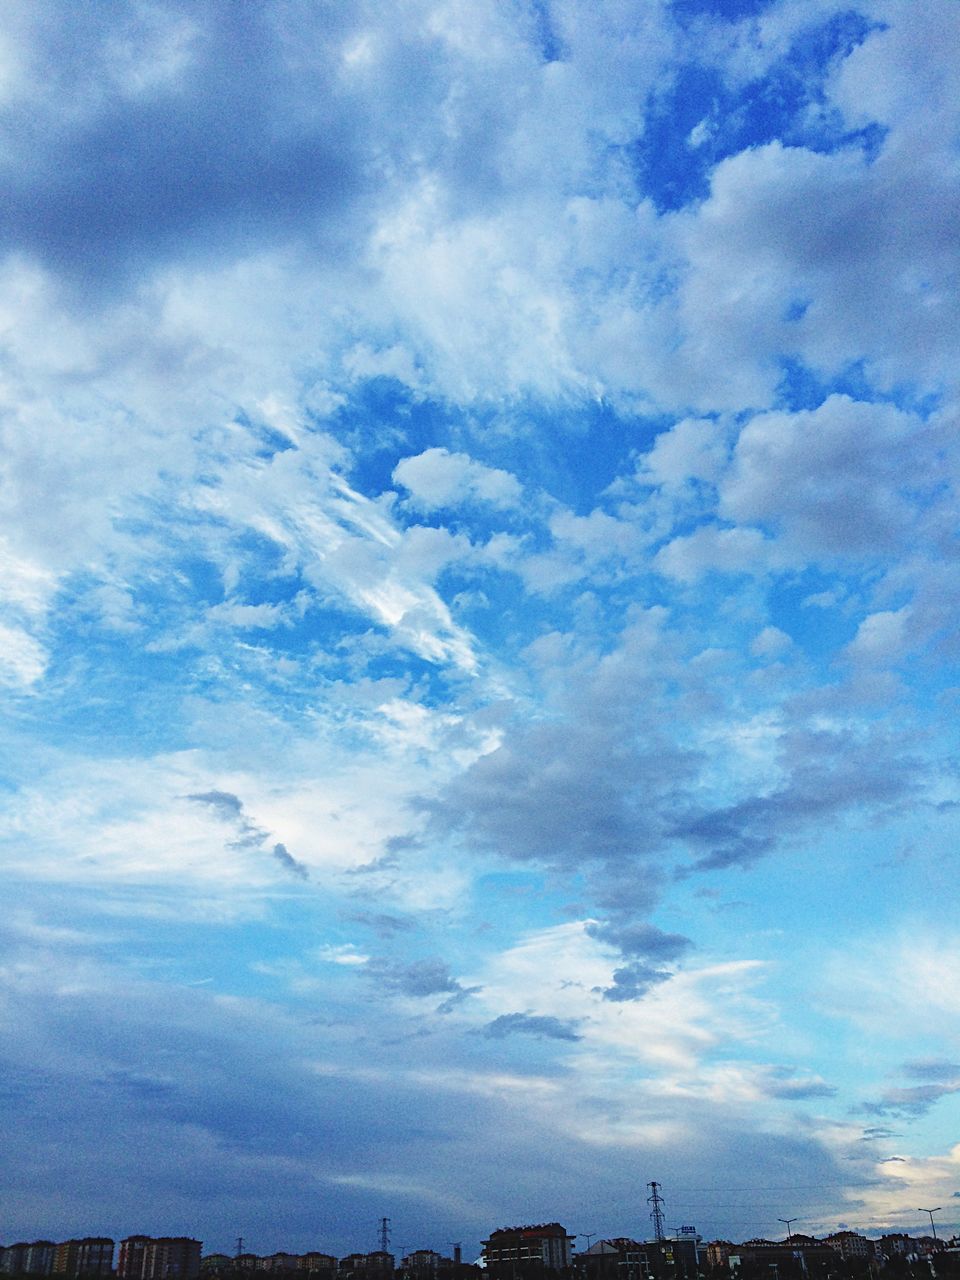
[654,524,775,582]
[0,620,46,686]
[845,607,911,665]
[750,626,792,660]
[639,417,729,491]
[819,930,960,1038]
[393,447,522,510]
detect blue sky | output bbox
[1,0,959,1260]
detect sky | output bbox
[1,0,959,1261]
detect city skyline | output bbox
[1,0,958,1259]
[2,1218,957,1272]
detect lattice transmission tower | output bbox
[647,1181,665,1242]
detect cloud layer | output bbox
[1,0,958,1256]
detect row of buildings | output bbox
[0,1240,201,1280]
[3,1225,958,1280]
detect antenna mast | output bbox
[379,1219,392,1254]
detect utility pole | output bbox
[778,1219,798,1240]
[918,1209,942,1241]
[235,1239,244,1261]
[648,1182,665,1243]
[379,1219,392,1254]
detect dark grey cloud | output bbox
[424,696,697,871]
[902,1058,960,1080]
[363,957,480,1011]
[188,789,244,818]
[762,1072,837,1101]
[482,1012,582,1041]
[585,920,691,960]
[0,0,546,298]
[595,962,675,1003]
[348,911,415,938]
[859,1081,960,1118]
[859,1126,900,1141]
[673,724,923,872]
[585,919,693,1003]
[272,842,309,881]
[583,911,696,998]
[188,790,309,879]
[0,3,368,289]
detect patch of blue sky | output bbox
[444,572,537,645]
[473,866,576,922]
[671,0,773,20]
[776,357,944,418]
[632,11,880,212]
[335,378,666,523]
[496,400,667,515]
[529,0,565,64]
[765,569,861,659]
[330,378,453,496]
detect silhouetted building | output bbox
[824,1233,873,1261]
[51,1241,114,1278]
[876,1238,913,1261]
[576,1238,660,1280]
[3,1244,57,1274]
[704,1244,735,1270]
[1,1244,57,1276]
[119,1238,201,1280]
[299,1258,337,1273]
[338,1254,394,1280]
[483,1225,574,1279]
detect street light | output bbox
[778,1220,798,1241]
[917,1209,942,1241]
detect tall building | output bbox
[53,1240,114,1277]
[482,1225,574,1278]
[823,1233,872,1261]
[1,1244,57,1276]
[119,1238,201,1280]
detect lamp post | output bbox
[917,1209,942,1241]
[778,1220,798,1242]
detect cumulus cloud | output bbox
[393,448,522,511]
[720,397,929,560]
